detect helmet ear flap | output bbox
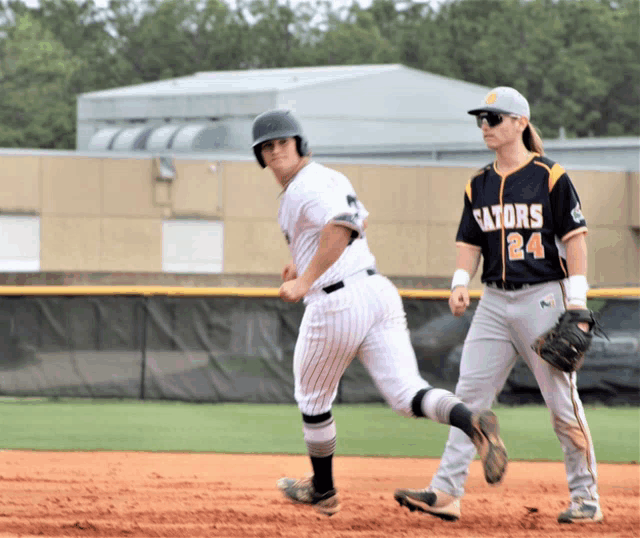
[253,146,266,168]
[296,136,309,157]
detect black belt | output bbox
[323,269,376,294]
[487,280,529,291]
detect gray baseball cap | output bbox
[468,87,530,119]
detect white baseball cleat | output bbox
[394,487,461,522]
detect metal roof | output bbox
[78,64,486,99]
[76,64,495,150]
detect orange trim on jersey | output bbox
[549,163,566,190]
[492,154,536,281]
[534,160,566,191]
[492,153,536,179]
[562,227,588,242]
[455,241,482,252]
[465,180,472,201]
[499,175,507,281]
[534,160,551,175]
[557,227,587,277]
[559,279,567,303]
[558,253,568,278]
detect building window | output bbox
[0,215,40,272]
[162,220,223,273]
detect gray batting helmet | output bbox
[251,109,310,168]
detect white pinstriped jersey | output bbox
[278,162,376,297]
[281,162,432,419]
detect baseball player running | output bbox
[251,109,508,517]
[394,87,602,524]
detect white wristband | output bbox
[567,275,589,307]
[451,269,470,290]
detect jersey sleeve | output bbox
[302,178,368,238]
[455,182,483,246]
[549,172,587,241]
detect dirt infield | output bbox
[0,451,637,538]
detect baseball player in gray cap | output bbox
[394,87,602,524]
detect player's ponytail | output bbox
[523,122,544,155]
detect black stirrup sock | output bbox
[449,403,476,439]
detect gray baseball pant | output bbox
[430,280,599,503]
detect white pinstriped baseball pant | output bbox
[294,272,430,417]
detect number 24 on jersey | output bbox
[507,231,545,261]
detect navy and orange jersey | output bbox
[455,154,588,284]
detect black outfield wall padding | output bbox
[0,296,637,405]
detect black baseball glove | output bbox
[531,309,606,373]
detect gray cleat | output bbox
[558,498,603,524]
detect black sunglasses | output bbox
[476,112,519,128]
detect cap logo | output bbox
[485,92,497,104]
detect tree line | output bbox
[0,0,638,149]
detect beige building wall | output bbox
[0,154,637,287]
[40,216,102,270]
[222,161,289,274]
[0,156,41,212]
[629,172,640,228]
[567,169,639,285]
[171,160,223,218]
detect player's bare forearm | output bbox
[278,224,351,303]
[299,224,351,288]
[454,242,482,279]
[564,232,587,276]
[563,232,589,325]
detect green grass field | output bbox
[0,399,637,463]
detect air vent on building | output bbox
[171,123,228,152]
[87,127,124,150]
[145,124,183,151]
[111,126,154,151]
